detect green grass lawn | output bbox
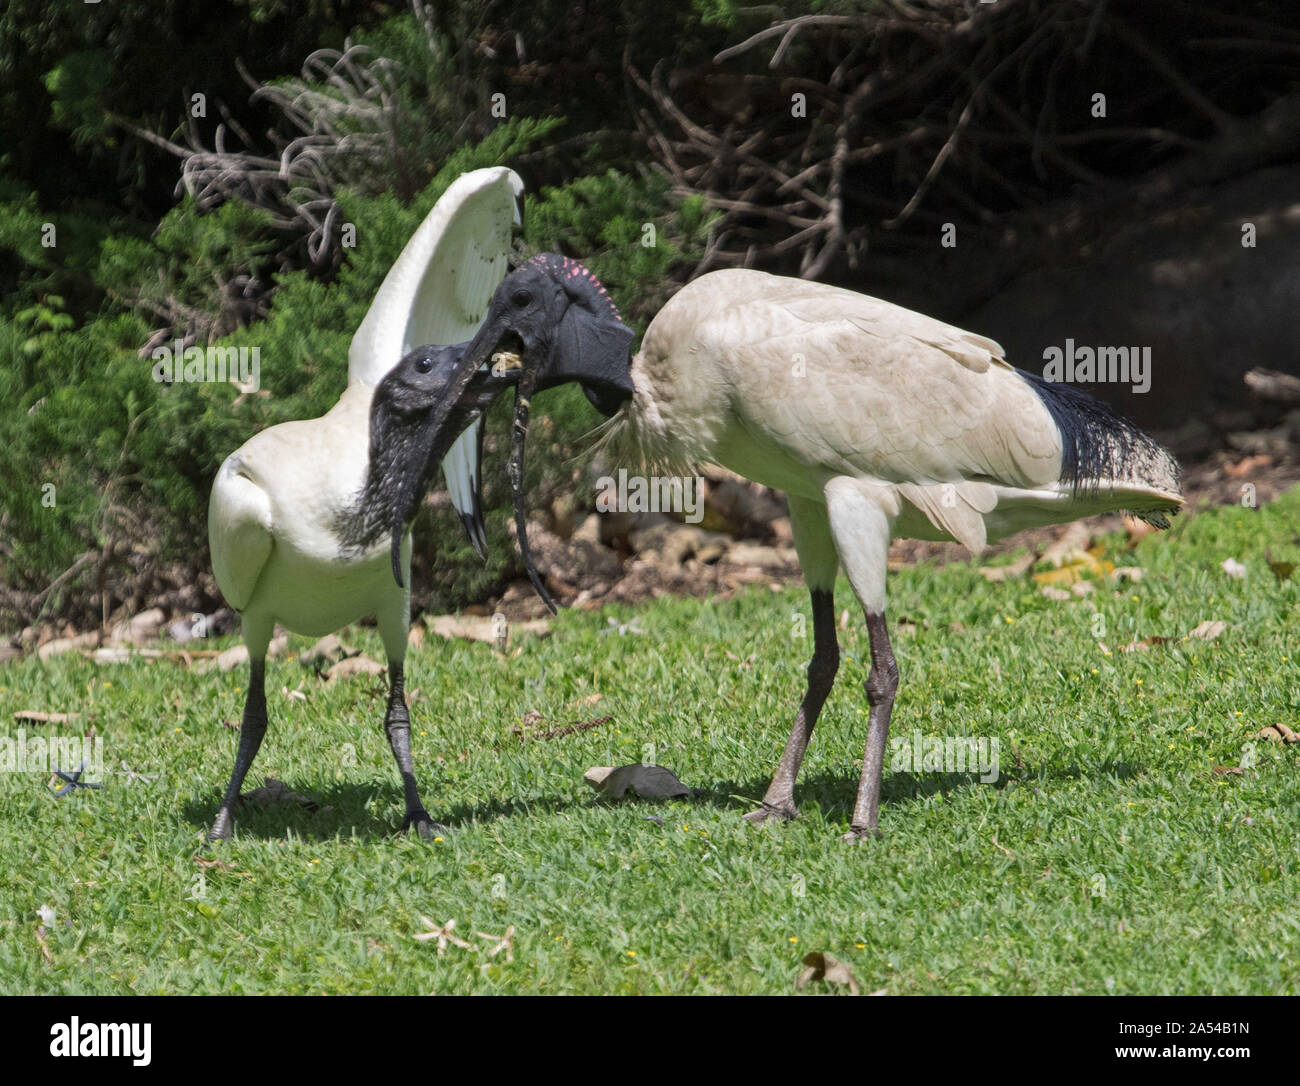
[3,487,1299,995]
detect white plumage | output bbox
[617,267,1181,838]
[204,166,523,841]
[626,270,1178,551]
[348,166,522,529]
[330,238,1183,844]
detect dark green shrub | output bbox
[0,119,714,627]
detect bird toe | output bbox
[402,810,451,839]
[207,810,234,843]
[743,801,800,826]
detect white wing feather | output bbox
[348,165,522,386]
[347,165,522,386]
[208,456,273,612]
[347,166,523,521]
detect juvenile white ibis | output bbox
[205,167,523,841]
[367,261,1181,842]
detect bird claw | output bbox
[743,800,800,826]
[206,810,234,843]
[840,825,882,843]
[401,809,451,839]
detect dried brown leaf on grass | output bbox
[1121,620,1224,653]
[1265,550,1294,582]
[12,710,78,725]
[324,654,386,681]
[1121,636,1171,653]
[583,764,691,799]
[424,614,552,645]
[981,552,1036,583]
[796,952,860,995]
[237,777,331,813]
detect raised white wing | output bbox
[348,166,523,386]
[348,166,523,530]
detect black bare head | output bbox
[357,255,637,611]
[340,343,516,585]
[475,254,637,415]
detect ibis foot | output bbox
[401,808,451,839]
[744,800,800,826]
[840,825,883,843]
[207,809,234,843]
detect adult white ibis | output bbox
[205,166,523,841]
[366,261,1181,841]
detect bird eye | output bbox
[511,289,532,308]
[415,356,432,374]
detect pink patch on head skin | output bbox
[527,254,622,320]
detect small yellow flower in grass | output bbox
[433,836,444,843]
[310,859,320,865]
[1090,668,1099,675]
[626,950,637,958]
[1134,678,1142,685]
[173,727,183,733]
[1131,596,1139,602]
[855,943,866,950]
[103,681,112,688]
[1004,616,1014,624]
[789,936,798,944]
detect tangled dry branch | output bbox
[137,41,427,273]
[628,0,1300,279]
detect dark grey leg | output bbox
[385,661,446,838]
[745,587,840,824]
[209,657,268,841]
[843,610,898,841]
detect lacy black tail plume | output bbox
[1017,369,1180,526]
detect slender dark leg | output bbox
[745,587,840,824]
[384,660,446,838]
[208,657,268,841]
[843,611,899,841]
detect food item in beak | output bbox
[491,350,524,375]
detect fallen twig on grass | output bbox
[513,715,613,742]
